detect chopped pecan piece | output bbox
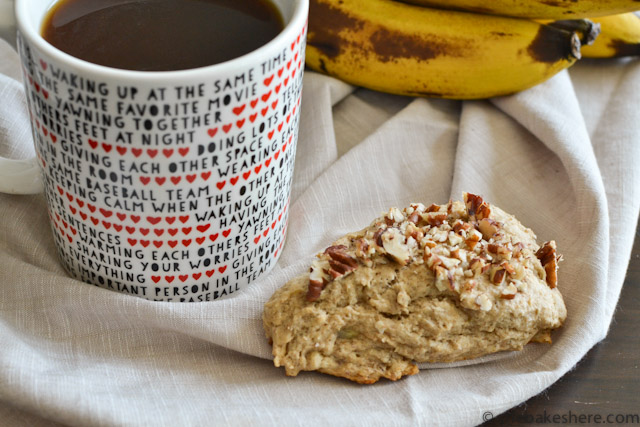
[373,228,385,247]
[465,229,482,250]
[464,192,491,220]
[306,280,325,302]
[500,283,518,300]
[426,212,448,227]
[536,241,559,289]
[325,245,358,277]
[408,211,420,224]
[478,218,500,239]
[381,228,411,265]
[491,267,506,285]
[453,220,472,235]
[425,204,440,213]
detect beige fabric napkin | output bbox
[1,35,639,426]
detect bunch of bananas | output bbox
[305,0,640,99]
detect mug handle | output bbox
[0,155,43,194]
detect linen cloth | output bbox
[1,31,640,426]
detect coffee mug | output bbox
[1,0,308,301]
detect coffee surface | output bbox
[41,0,284,71]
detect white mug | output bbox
[2,0,308,301]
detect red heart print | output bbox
[168,241,178,248]
[42,127,48,137]
[40,59,47,70]
[113,224,122,232]
[271,100,279,110]
[263,75,274,86]
[131,215,141,223]
[287,59,292,69]
[196,224,210,233]
[196,237,205,245]
[206,270,215,278]
[278,67,284,77]
[263,229,268,237]
[70,206,77,215]
[67,235,73,243]
[147,149,158,158]
[128,238,138,246]
[222,229,231,238]
[140,228,150,235]
[193,273,202,280]
[182,239,191,247]
[261,107,269,117]
[171,176,181,185]
[294,52,299,62]
[168,229,178,236]
[77,199,84,208]
[132,148,143,157]
[249,113,257,123]
[154,229,164,236]
[88,139,98,149]
[140,240,150,247]
[99,208,112,218]
[275,84,282,94]
[87,204,96,213]
[165,276,175,283]
[90,217,99,225]
[254,236,260,244]
[166,217,176,224]
[140,176,150,185]
[102,143,112,153]
[153,241,162,248]
[57,186,64,195]
[254,165,262,174]
[117,146,127,155]
[179,275,188,282]
[268,130,275,140]
[163,149,173,158]
[284,77,289,87]
[290,41,295,51]
[216,181,226,190]
[243,171,251,180]
[186,174,196,183]
[236,119,245,129]
[278,122,283,132]
[232,104,245,115]
[155,177,166,185]
[117,213,127,221]
[179,216,189,223]
[218,266,227,274]
[207,128,218,137]
[182,227,192,235]
[261,91,272,102]
[222,124,232,133]
[209,233,219,242]
[151,276,161,283]
[230,176,239,185]
[201,171,211,181]
[147,216,161,225]
[126,226,136,234]
[66,193,73,202]
[49,133,56,142]
[80,212,87,220]
[70,226,77,235]
[250,98,259,108]
[271,221,276,230]
[265,158,271,167]
[34,83,40,93]
[178,147,189,156]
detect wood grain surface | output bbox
[485,221,640,425]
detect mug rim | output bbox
[15,0,308,82]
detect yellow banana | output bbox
[306,0,581,99]
[581,13,640,57]
[397,0,640,20]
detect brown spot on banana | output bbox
[307,0,362,59]
[528,26,582,63]
[369,27,465,62]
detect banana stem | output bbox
[542,19,601,46]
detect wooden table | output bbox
[486,221,640,425]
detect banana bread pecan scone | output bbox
[263,193,567,384]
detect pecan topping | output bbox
[306,280,324,302]
[425,204,440,213]
[373,228,385,247]
[536,241,559,289]
[453,220,472,235]
[491,267,506,285]
[464,192,491,220]
[426,212,448,227]
[478,218,500,239]
[325,245,358,277]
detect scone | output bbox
[263,193,566,384]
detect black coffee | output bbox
[41,0,284,71]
